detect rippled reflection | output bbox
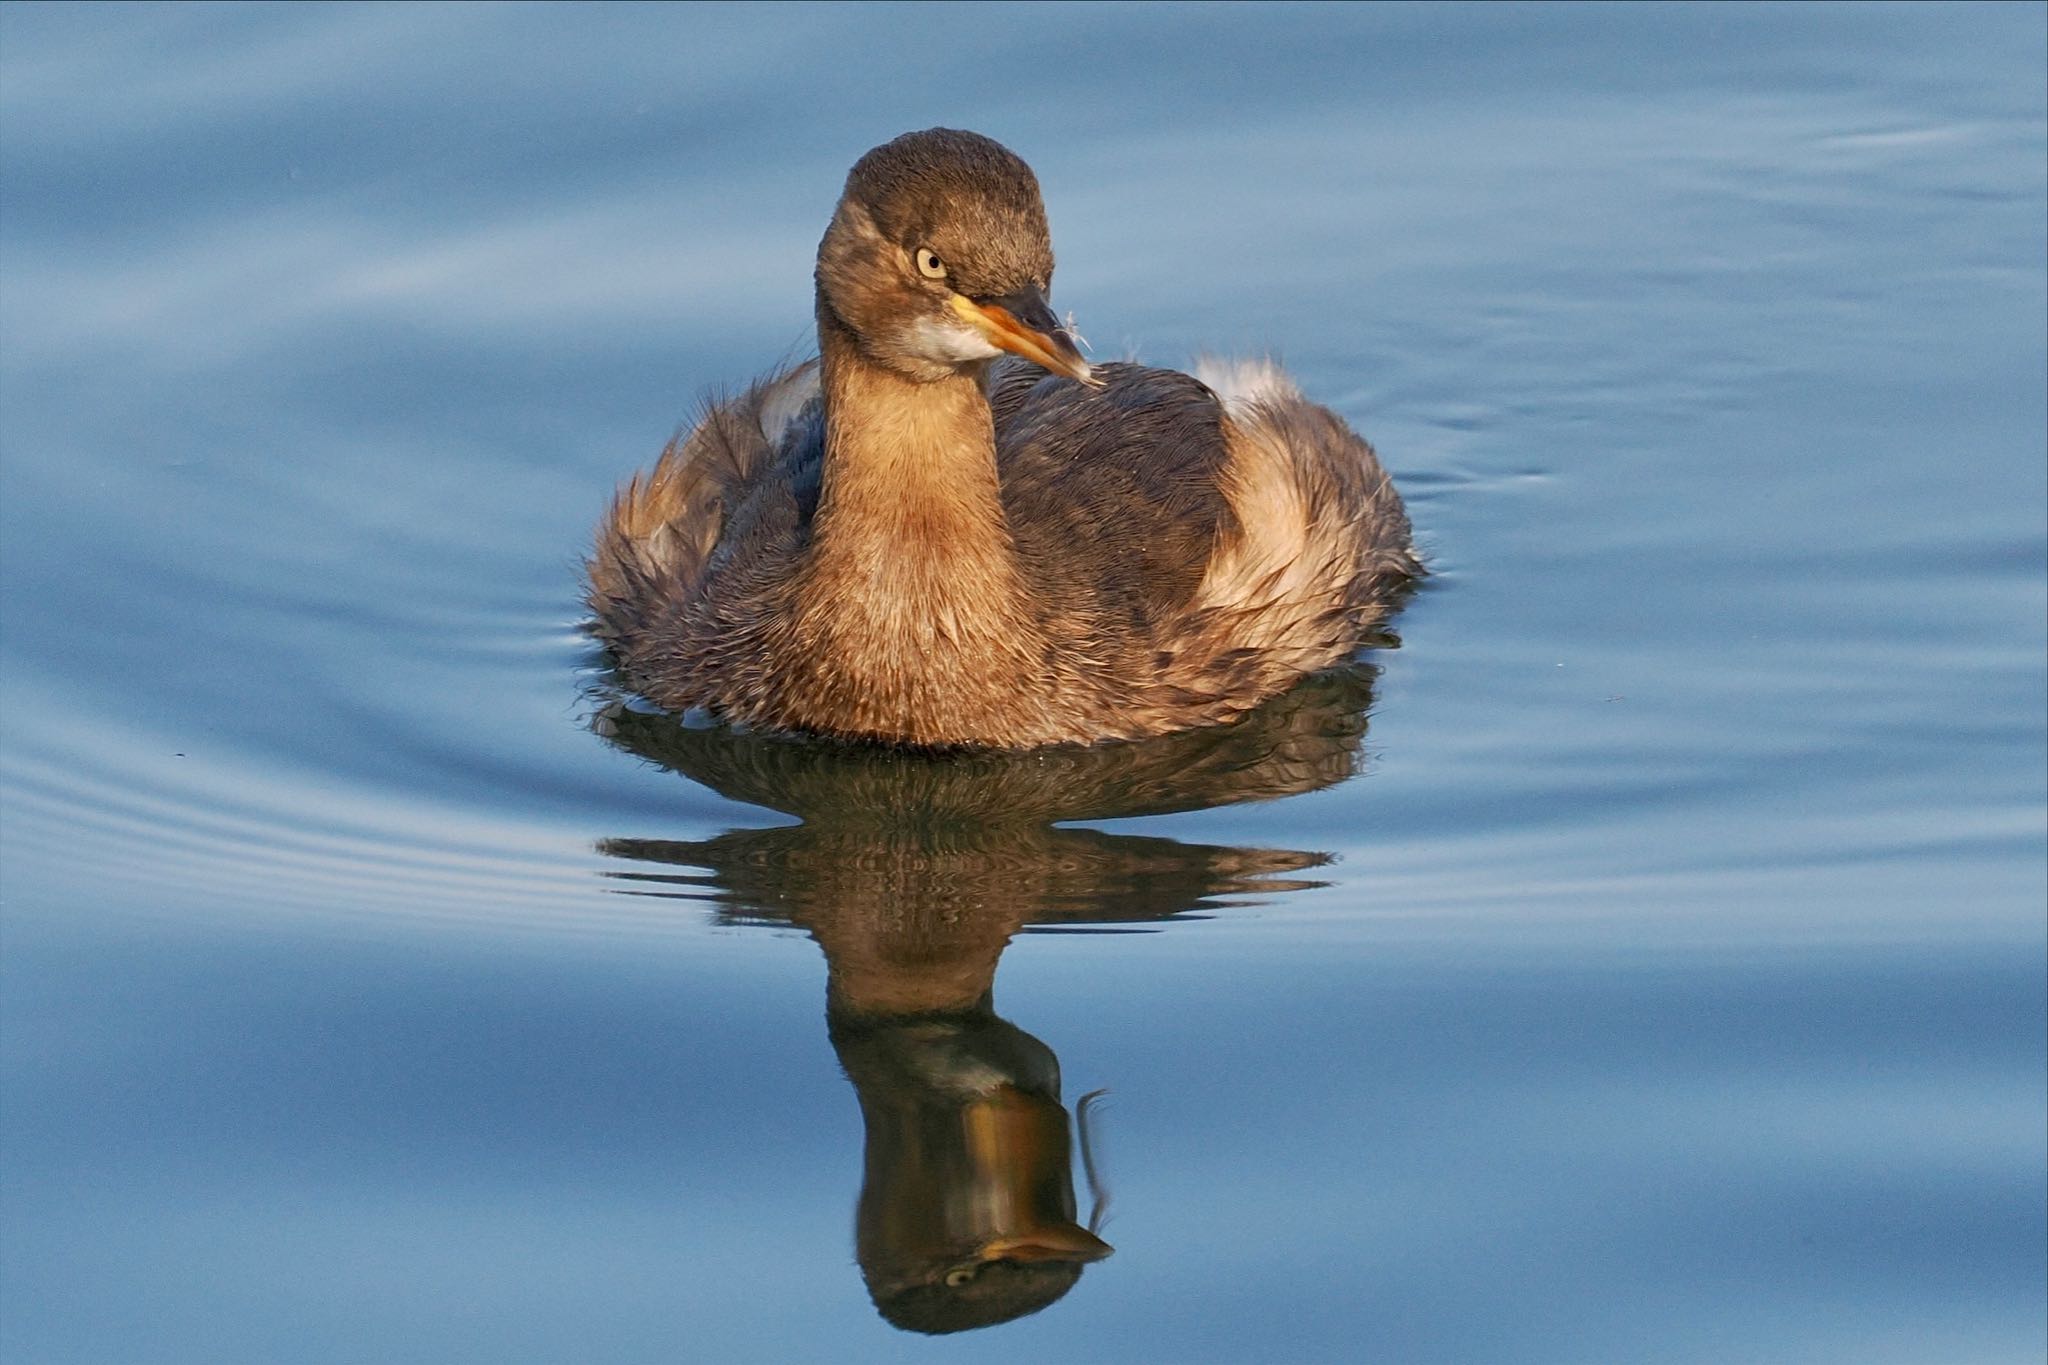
[593,664,1384,1333]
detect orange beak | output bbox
[977,1225,1115,1265]
[949,287,1101,388]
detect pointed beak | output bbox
[950,287,1101,388]
[977,1224,1115,1265]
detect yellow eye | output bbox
[943,1265,976,1287]
[915,247,946,280]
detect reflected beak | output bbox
[977,1225,1115,1265]
[950,287,1102,388]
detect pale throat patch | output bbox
[909,316,1004,365]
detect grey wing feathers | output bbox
[995,355,1417,705]
[992,360,1241,623]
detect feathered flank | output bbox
[586,130,1419,748]
[586,362,819,653]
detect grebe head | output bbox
[816,128,1096,387]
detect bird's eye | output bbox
[943,1265,976,1287]
[915,247,946,280]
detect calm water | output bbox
[3,4,2043,1361]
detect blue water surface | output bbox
[3,4,2043,1362]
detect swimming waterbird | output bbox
[589,128,1417,747]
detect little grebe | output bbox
[588,128,1418,748]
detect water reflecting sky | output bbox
[2,4,2043,1362]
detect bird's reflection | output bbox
[593,661,1388,1334]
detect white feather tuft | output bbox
[756,363,821,446]
[1193,356,1300,413]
